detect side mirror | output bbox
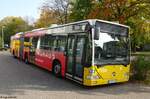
[94,27,100,40]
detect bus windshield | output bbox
[94,22,129,66]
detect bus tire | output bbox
[53,61,61,77]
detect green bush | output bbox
[131,56,150,81]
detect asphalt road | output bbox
[0,51,150,99]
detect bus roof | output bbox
[11,19,129,38]
[48,19,129,29]
[24,28,47,37]
[47,19,129,35]
[11,32,23,40]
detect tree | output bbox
[35,6,58,28]
[127,17,150,51]
[69,0,93,21]
[38,0,71,25]
[0,16,32,44]
[50,0,71,24]
[86,0,150,51]
[88,0,150,24]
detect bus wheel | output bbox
[53,62,61,77]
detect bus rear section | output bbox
[10,33,23,58]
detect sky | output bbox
[0,0,43,21]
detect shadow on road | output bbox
[0,51,150,96]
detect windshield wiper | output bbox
[95,60,129,67]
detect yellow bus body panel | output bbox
[10,40,20,57]
[10,39,31,57]
[83,65,130,86]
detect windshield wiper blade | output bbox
[95,61,129,67]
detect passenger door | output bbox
[29,37,39,63]
[66,35,85,82]
[66,35,75,75]
[74,36,85,78]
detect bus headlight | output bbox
[86,75,100,80]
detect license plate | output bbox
[108,80,116,84]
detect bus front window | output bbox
[94,22,129,66]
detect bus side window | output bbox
[50,36,57,51]
[48,36,55,50]
[44,36,49,50]
[57,36,66,52]
[40,36,44,49]
[40,36,50,50]
[31,37,39,49]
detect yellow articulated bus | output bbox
[10,19,130,86]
